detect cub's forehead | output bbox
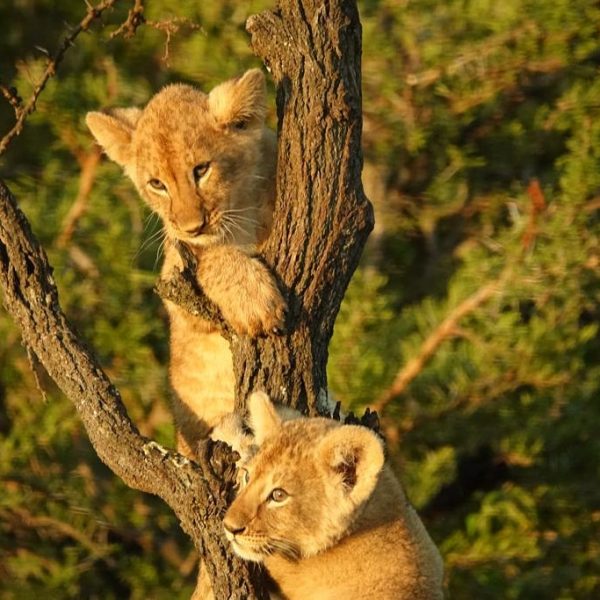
[250,418,339,473]
[146,83,209,114]
[136,84,216,138]
[131,85,225,166]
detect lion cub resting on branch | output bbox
[86,70,285,458]
[223,393,444,599]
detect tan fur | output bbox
[86,70,285,457]
[223,393,445,600]
[210,394,303,466]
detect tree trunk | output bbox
[0,0,371,597]
[235,0,373,413]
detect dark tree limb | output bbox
[0,179,266,599]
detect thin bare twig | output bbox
[6,507,116,567]
[110,0,145,39]
[383,369,570,448]
[0,0,120,157]
[146,18,202,64]
[0,85,23,117]
[373,268,513,413]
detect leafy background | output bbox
[1,0,599,598]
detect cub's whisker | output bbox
[154,234,167,271]
[222,213,260,229]
[221,217,248,236]
[230,216,260,227]
[133,226,166,264]
[222,207,258,215]
[143,210,160,232]
[219,221,235,243]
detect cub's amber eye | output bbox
[232,120,248,130]
[193,162,211,181]
[268,488,289,503]
[148,178,166,191]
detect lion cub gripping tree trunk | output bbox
[86,70,285,458]
[224,393,445,600]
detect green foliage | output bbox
[1,0,599,598]
[329,1,600,597]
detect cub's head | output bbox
[223,393,385,562]
[86,69,275,247]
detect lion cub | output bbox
[224,393,444,600]
[86,70,285,458]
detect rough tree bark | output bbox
[0,0,372,597]
[235,0,373,413]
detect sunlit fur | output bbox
[223,393,445,600]
[86,71,286,458]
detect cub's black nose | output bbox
[223,521,246,536]
[183,215,207,237]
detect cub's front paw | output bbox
[226,285,286,337]
[221,266,287,337]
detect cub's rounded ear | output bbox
[318,425,385,506]
[208,68,267,129]
[247,391,282,446]
[85,108,141,167]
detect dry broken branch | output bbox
[374,269,512,413]
[145,17,202,64]
[56,146,103,248]
[110,0,145,39]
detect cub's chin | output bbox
[229,539,266,563]
[180,232,223,247]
